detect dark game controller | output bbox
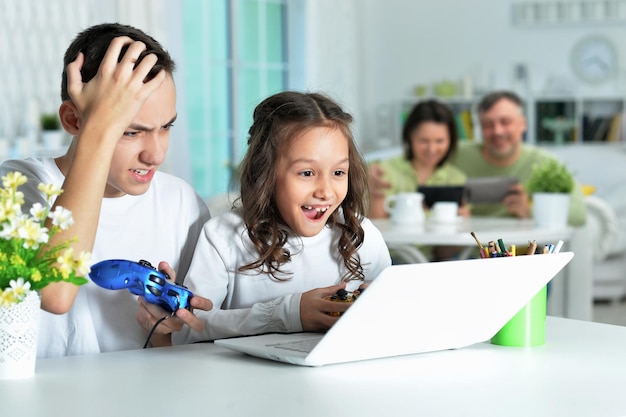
[89,259,193,313]
[323,288,364,317]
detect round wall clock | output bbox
[570,35,618,84]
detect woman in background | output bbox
[368,99,468,219]
[368,99,469,261]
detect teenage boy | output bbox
[0,23,212,357]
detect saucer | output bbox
[430,216,462,225]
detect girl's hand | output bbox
[300,283,349,331]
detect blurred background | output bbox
[1,0,625,201]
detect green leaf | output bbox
[525,159,575,194]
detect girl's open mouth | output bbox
[302,205,329,220]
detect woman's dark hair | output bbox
[61,23,175,101]
[238,91,368,281]
[401,99,458,167]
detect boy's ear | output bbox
[58,101,81,135]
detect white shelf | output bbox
[389,95,626,150]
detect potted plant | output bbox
[525,159,575,229]
[40,113,64,149]
[0,171,91,379]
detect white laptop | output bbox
[215,252,574,367]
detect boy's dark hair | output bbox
[61,23,176,101]
[477,91,525,114]
[238,91,368,281]
[402,99,458,166]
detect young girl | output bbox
[172,91,391,343]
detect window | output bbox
[182,0,291,199]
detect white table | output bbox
[373,217,593,321]
[1,318,625,417]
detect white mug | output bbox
[431,201,458,223]
[384,192,425,224]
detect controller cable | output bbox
[143,278,182,349]
[143,296,182,348]
[143,315,169,348]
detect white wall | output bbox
[355,0,626,148]
[0,0,188,176]
[300,0,363,141]
[4,1,626,168]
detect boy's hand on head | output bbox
[502,183,531,219]
[66,36,166,138]
[300,283,348,331]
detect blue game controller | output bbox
[89,259,193,313]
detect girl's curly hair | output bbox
[237,91,369,281]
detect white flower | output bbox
[49,206,74,230]
[9,277,31,301]
[0,215,20,240]
[30,202,47,222]
[74,251,93,276]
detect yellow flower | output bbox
[12,190,25,206]
[38,183,63,199]
[0,289,17,308]
[31,269,43,282]
[57,248,76,279]
[0,198,20,222]
[9,254,25,266]
[2,171,27,190]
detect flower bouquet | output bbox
[0,171,91,378]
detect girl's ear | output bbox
[58,101,81,135]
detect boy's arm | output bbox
[41,37,166,314]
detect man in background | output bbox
[450,90,585,226]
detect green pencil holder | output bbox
[491,286,547,347]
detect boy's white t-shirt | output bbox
[0,157,211,357]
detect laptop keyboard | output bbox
[268,337,322,353]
